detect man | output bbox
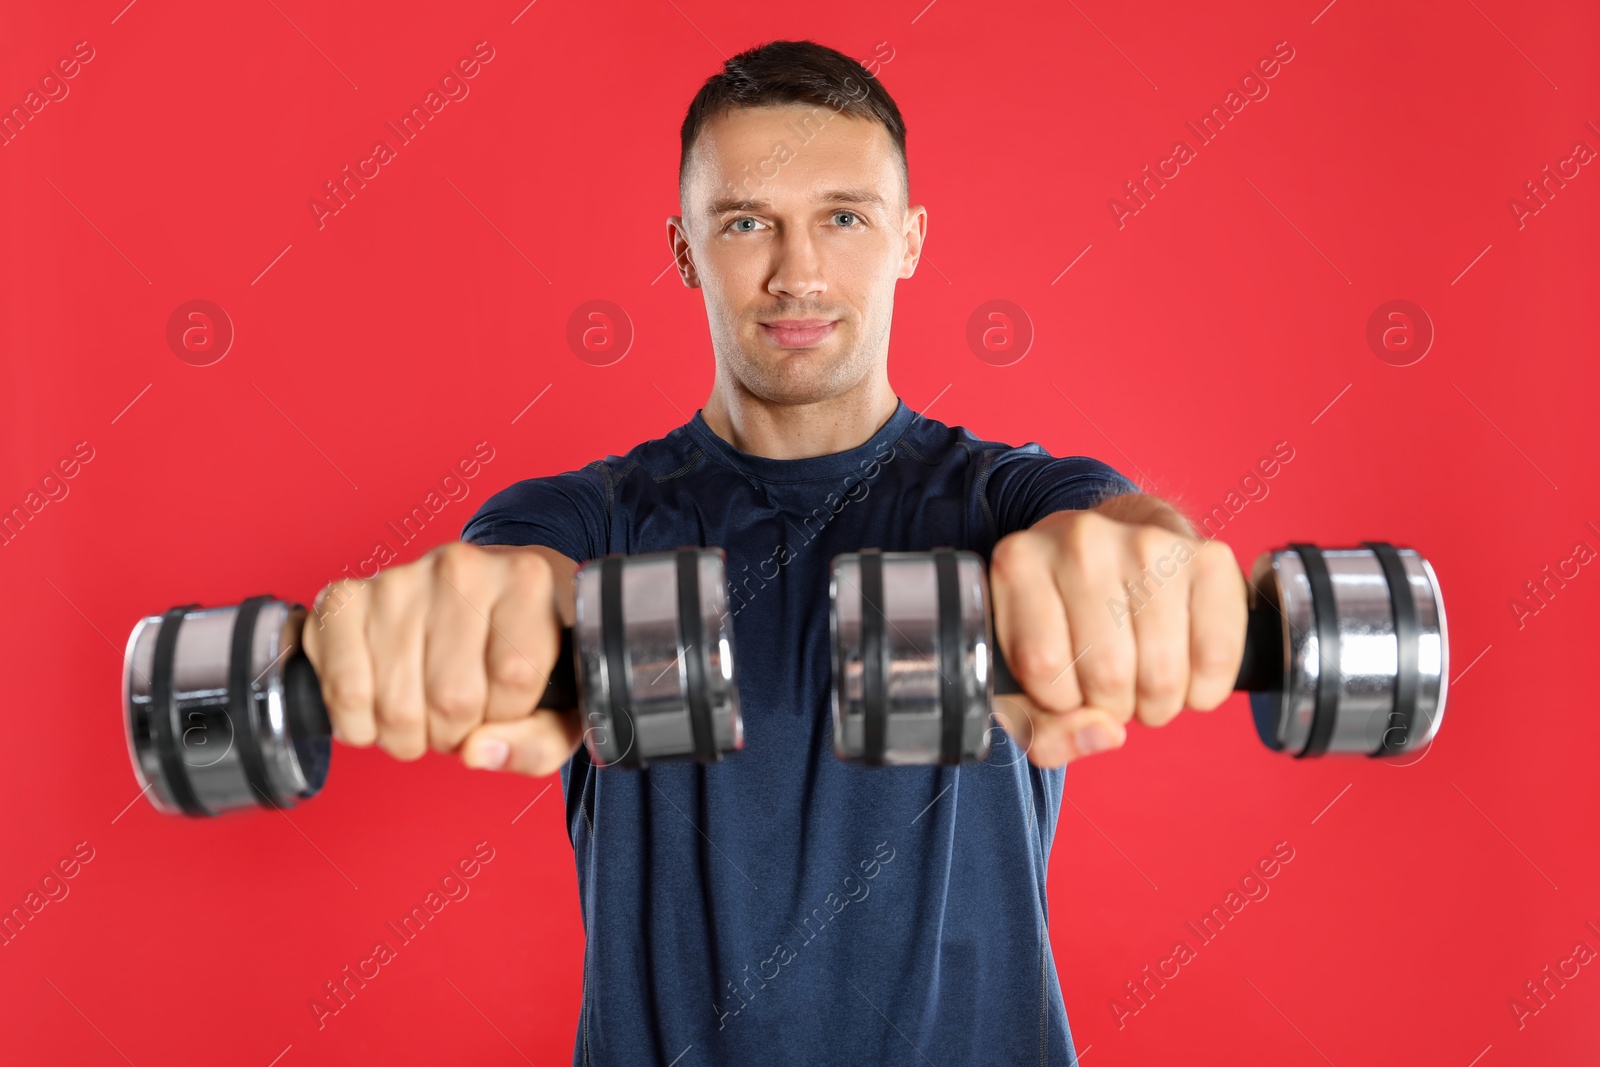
[304,39,1246,1065]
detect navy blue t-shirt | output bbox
[460,398,1138,1066]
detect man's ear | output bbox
[899,204,927,280]
[665,215,701,288]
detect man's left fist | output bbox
[987,507,1248,767]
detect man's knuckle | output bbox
[311,584,330,613]
[1059,523,1109,573]
[1133,527,1170,565]
[1080,650,1134,695]
[1194,540,1238,580]
[377,700,425,734]
[1065,509,1108,548]
[425,678,484,721]
[324,675,372,713]
[505,550,553,589]
[312,580,363,629]
[1009,641,1068,683]
[489,650,544,693]
[433,540,480,585]
[1137,646,1187,700]
[990,533,1040,579]
[1063,546,1101,584]
[368,570,411,612]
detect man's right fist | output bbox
[300,541,583,778]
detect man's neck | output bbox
[698,378,900,461]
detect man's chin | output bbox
[739,366,847,406]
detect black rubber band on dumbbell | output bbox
[934,549,964,765]
[1362,541,1419,757]
[150,604,210,817]
[1290,544,1342,758]
[600,556,640,769]
[676,549,717,763]
[229,595,283,810]
[860,550,888,766]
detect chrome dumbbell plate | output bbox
[829,549,994,765]
[124,597,328,818]
[1247,543,1447,757]
[573,548,742,768]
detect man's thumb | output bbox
[459,711,580,778]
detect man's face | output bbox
[668,102,925,407]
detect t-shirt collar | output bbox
[685,398,917,485]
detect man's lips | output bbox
[760,320,837,347]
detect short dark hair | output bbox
[678,39,909,209]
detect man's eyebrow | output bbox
[704,188,887,216]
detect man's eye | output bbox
[730,217,763,232]
[834,212,860,227]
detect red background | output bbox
[3,0,1597,1063]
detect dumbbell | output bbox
[122,548,742,817]
[828,542,1448,764]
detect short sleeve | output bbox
[982,447,1139,538]
[459,465,611,565]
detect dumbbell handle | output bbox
[989,598,1284,697]
[278,624,581,742]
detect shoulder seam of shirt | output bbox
[652,448,706,484]
[974,446,999,546]
[584,459,617,528]
[896,436,942,467]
